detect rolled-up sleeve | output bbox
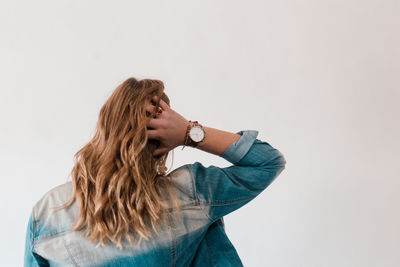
[219,130,259,164]
[188,130,286,222]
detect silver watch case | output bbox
[189,125,205,142]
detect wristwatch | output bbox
[183,120,206,148]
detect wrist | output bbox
[181,120,191,146]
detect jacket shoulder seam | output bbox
[201,195,254,206]
[184,164,213,222]
[31,207,39,253]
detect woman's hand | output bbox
[146,95,189,157]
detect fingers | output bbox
[146,131,165,157]
[146,117,160,129]
[147,129,158,139]
[146,96,169,118]
[152,95,169,111]
[146,95,171,157]
[145,103,157,117]
[148,127,169,157]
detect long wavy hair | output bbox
[55,77,182,249]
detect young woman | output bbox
[24,77,286,266]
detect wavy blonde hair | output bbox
[55,77,182,249]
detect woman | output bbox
[24,77,286,266]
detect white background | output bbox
[1,0,399,266]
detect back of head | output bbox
[56,77,181,249]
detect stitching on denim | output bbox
[184,164,200,206]
[167,214,176,267]
[34,229,71,244]
[185,164,213,222]
[202,195,254,206]
[63,238,79,267]
[181,165,197,205]
[32,209,37,239]
[168,165,199,207]
[31,209,39,253]
[161,202,202,213]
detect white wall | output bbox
[1,0,399,266]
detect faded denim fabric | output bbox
[24,130,286,267]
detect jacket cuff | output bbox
[220,130,259,164]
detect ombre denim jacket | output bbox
[24,129,286,267]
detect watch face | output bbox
[189,126,205,142]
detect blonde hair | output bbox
[55,77,182,249]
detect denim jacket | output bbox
[24,129,286,267]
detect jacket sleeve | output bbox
[24,212,49,267]
[188,130,286,222]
